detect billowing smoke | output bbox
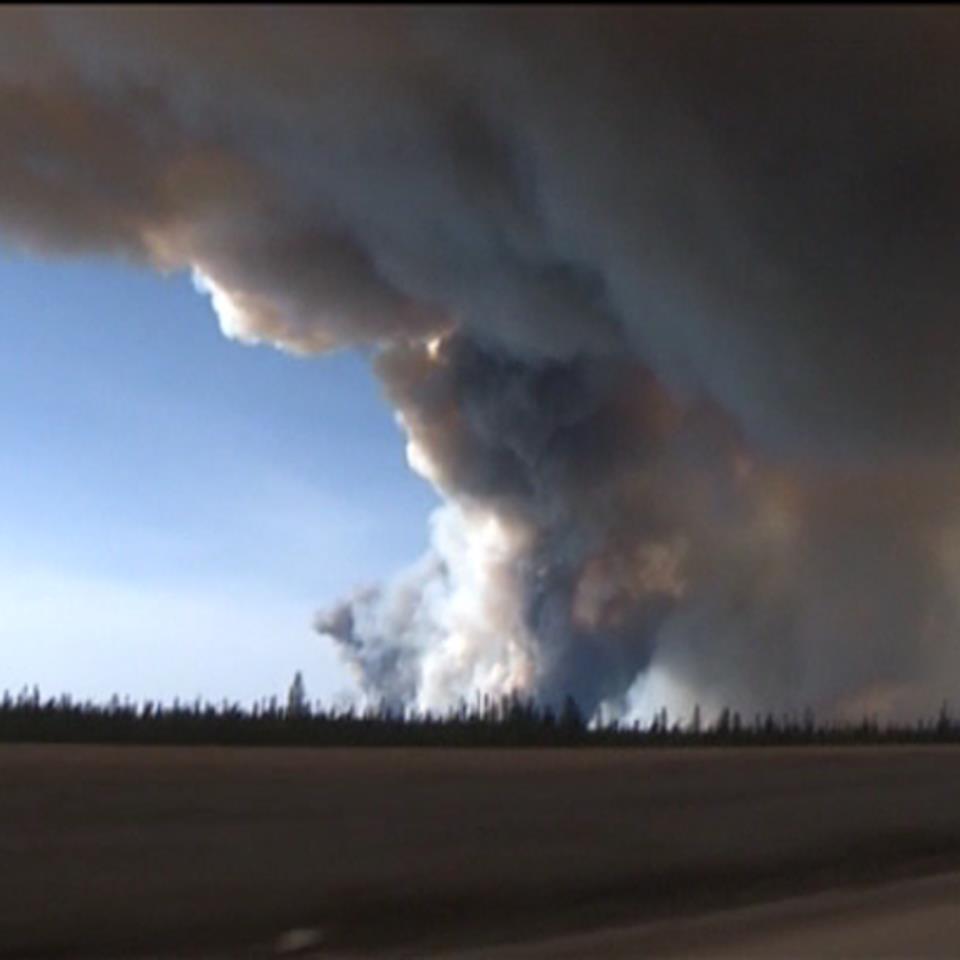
[6,7,960,720]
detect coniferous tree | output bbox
[287,671,308,717]
[559,694,585,741]
[690,704,702,735]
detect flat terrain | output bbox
[3,745,960,958]
[445,870,960,959]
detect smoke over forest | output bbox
[5,8,960,720]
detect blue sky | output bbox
[0,249,438,706]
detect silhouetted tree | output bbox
[716,707,731,738]
[937,700,951,736]
[690,704,702,735]
[287,671,308,717]
[1,679,958,749]
[559,694,585,741]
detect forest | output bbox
[2,674,959,748]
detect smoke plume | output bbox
[6,7,960,719]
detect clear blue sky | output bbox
[0,249,439,706]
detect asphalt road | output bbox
[3,745,960,957]
[439,870,960,959]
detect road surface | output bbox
[2,745,960,957]
[439,870,960,959]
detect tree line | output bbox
[1,677,959,748]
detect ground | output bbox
[3,745,960,957]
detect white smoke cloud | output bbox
[5,8,960,719]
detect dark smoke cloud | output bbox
[5,7,960,719]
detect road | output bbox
[2,745,960,957]
[439,870,960,959]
